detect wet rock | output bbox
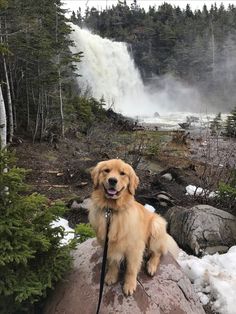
[161,173,173,181]
[70,200,82,210]
[157,192,173,203]
[159,167,188,185]
[155,192,174,209]
[165,205,236,256]
[44,238,205,314]
[65,198,92,228]
[137,192,173,215]
[70,198,92,210]
[204,246,229,255]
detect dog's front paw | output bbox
[146,260,157,276]
[123,280,137,296]
[105,271,118,286]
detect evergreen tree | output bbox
[210,112,222,135]
[0,150,76,313]
[225,107,236,137]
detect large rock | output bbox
[165,205,236,255]
[44,238,205,314]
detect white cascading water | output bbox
[70,24,213,128]
[70,24,156,117]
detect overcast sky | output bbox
[63,0,235,14]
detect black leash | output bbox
[96,208,112,314]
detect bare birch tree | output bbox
[0,17,14,142]
[0,84,7,148]
[2,52,14,142]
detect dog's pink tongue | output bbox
[107,189,117,195]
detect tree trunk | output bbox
[58,63,65,138]
[0,17,14,142]
[0,84,7,149]
[2,55,14,142]
[26,80,30,131]
[210,20,215,79]
[32,88,40,143]
[9,65,17,130]
[40,88,44,142]
[55,9,65,138]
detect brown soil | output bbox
[14,139,94,202]
[13,128,235,218]
[13,133,202,208]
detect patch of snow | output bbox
[208,191,218,198]
[51,217,75,245]
[178,246,236,314]
[144,204,156,213]
[185,185,217,198]
[198,292,210,306]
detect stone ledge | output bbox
[44,238,205,314]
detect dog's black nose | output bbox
[108,177,118,186]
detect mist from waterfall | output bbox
[70,24,204,118]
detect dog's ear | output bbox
[128,165,139,195]
[91,162,102,188]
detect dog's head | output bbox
[91,159,139,199]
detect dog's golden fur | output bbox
[88,159,178,296]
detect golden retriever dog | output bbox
[88,159,179,296]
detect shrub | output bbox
[0,149,76,313]
[75,223,96,243]
[68,96,107,134]
[217,172,236,213]
[146,142,160,158]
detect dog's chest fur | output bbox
[97,206,146,246]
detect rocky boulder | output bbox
[165,204,236,256]
[44,238,205,314]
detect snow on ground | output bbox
[178,246,236,314]
[186,184,217,198]
[144,204,156,213]
[51,217,75,245]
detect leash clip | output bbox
[105,208,111,220]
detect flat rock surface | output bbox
[44,238,205,314]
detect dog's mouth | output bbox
[103,185,124,198]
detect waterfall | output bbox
[70,24,205,118]
[70,24,155,117]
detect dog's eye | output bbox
[104,169,110,173]
[120,171,126,176]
